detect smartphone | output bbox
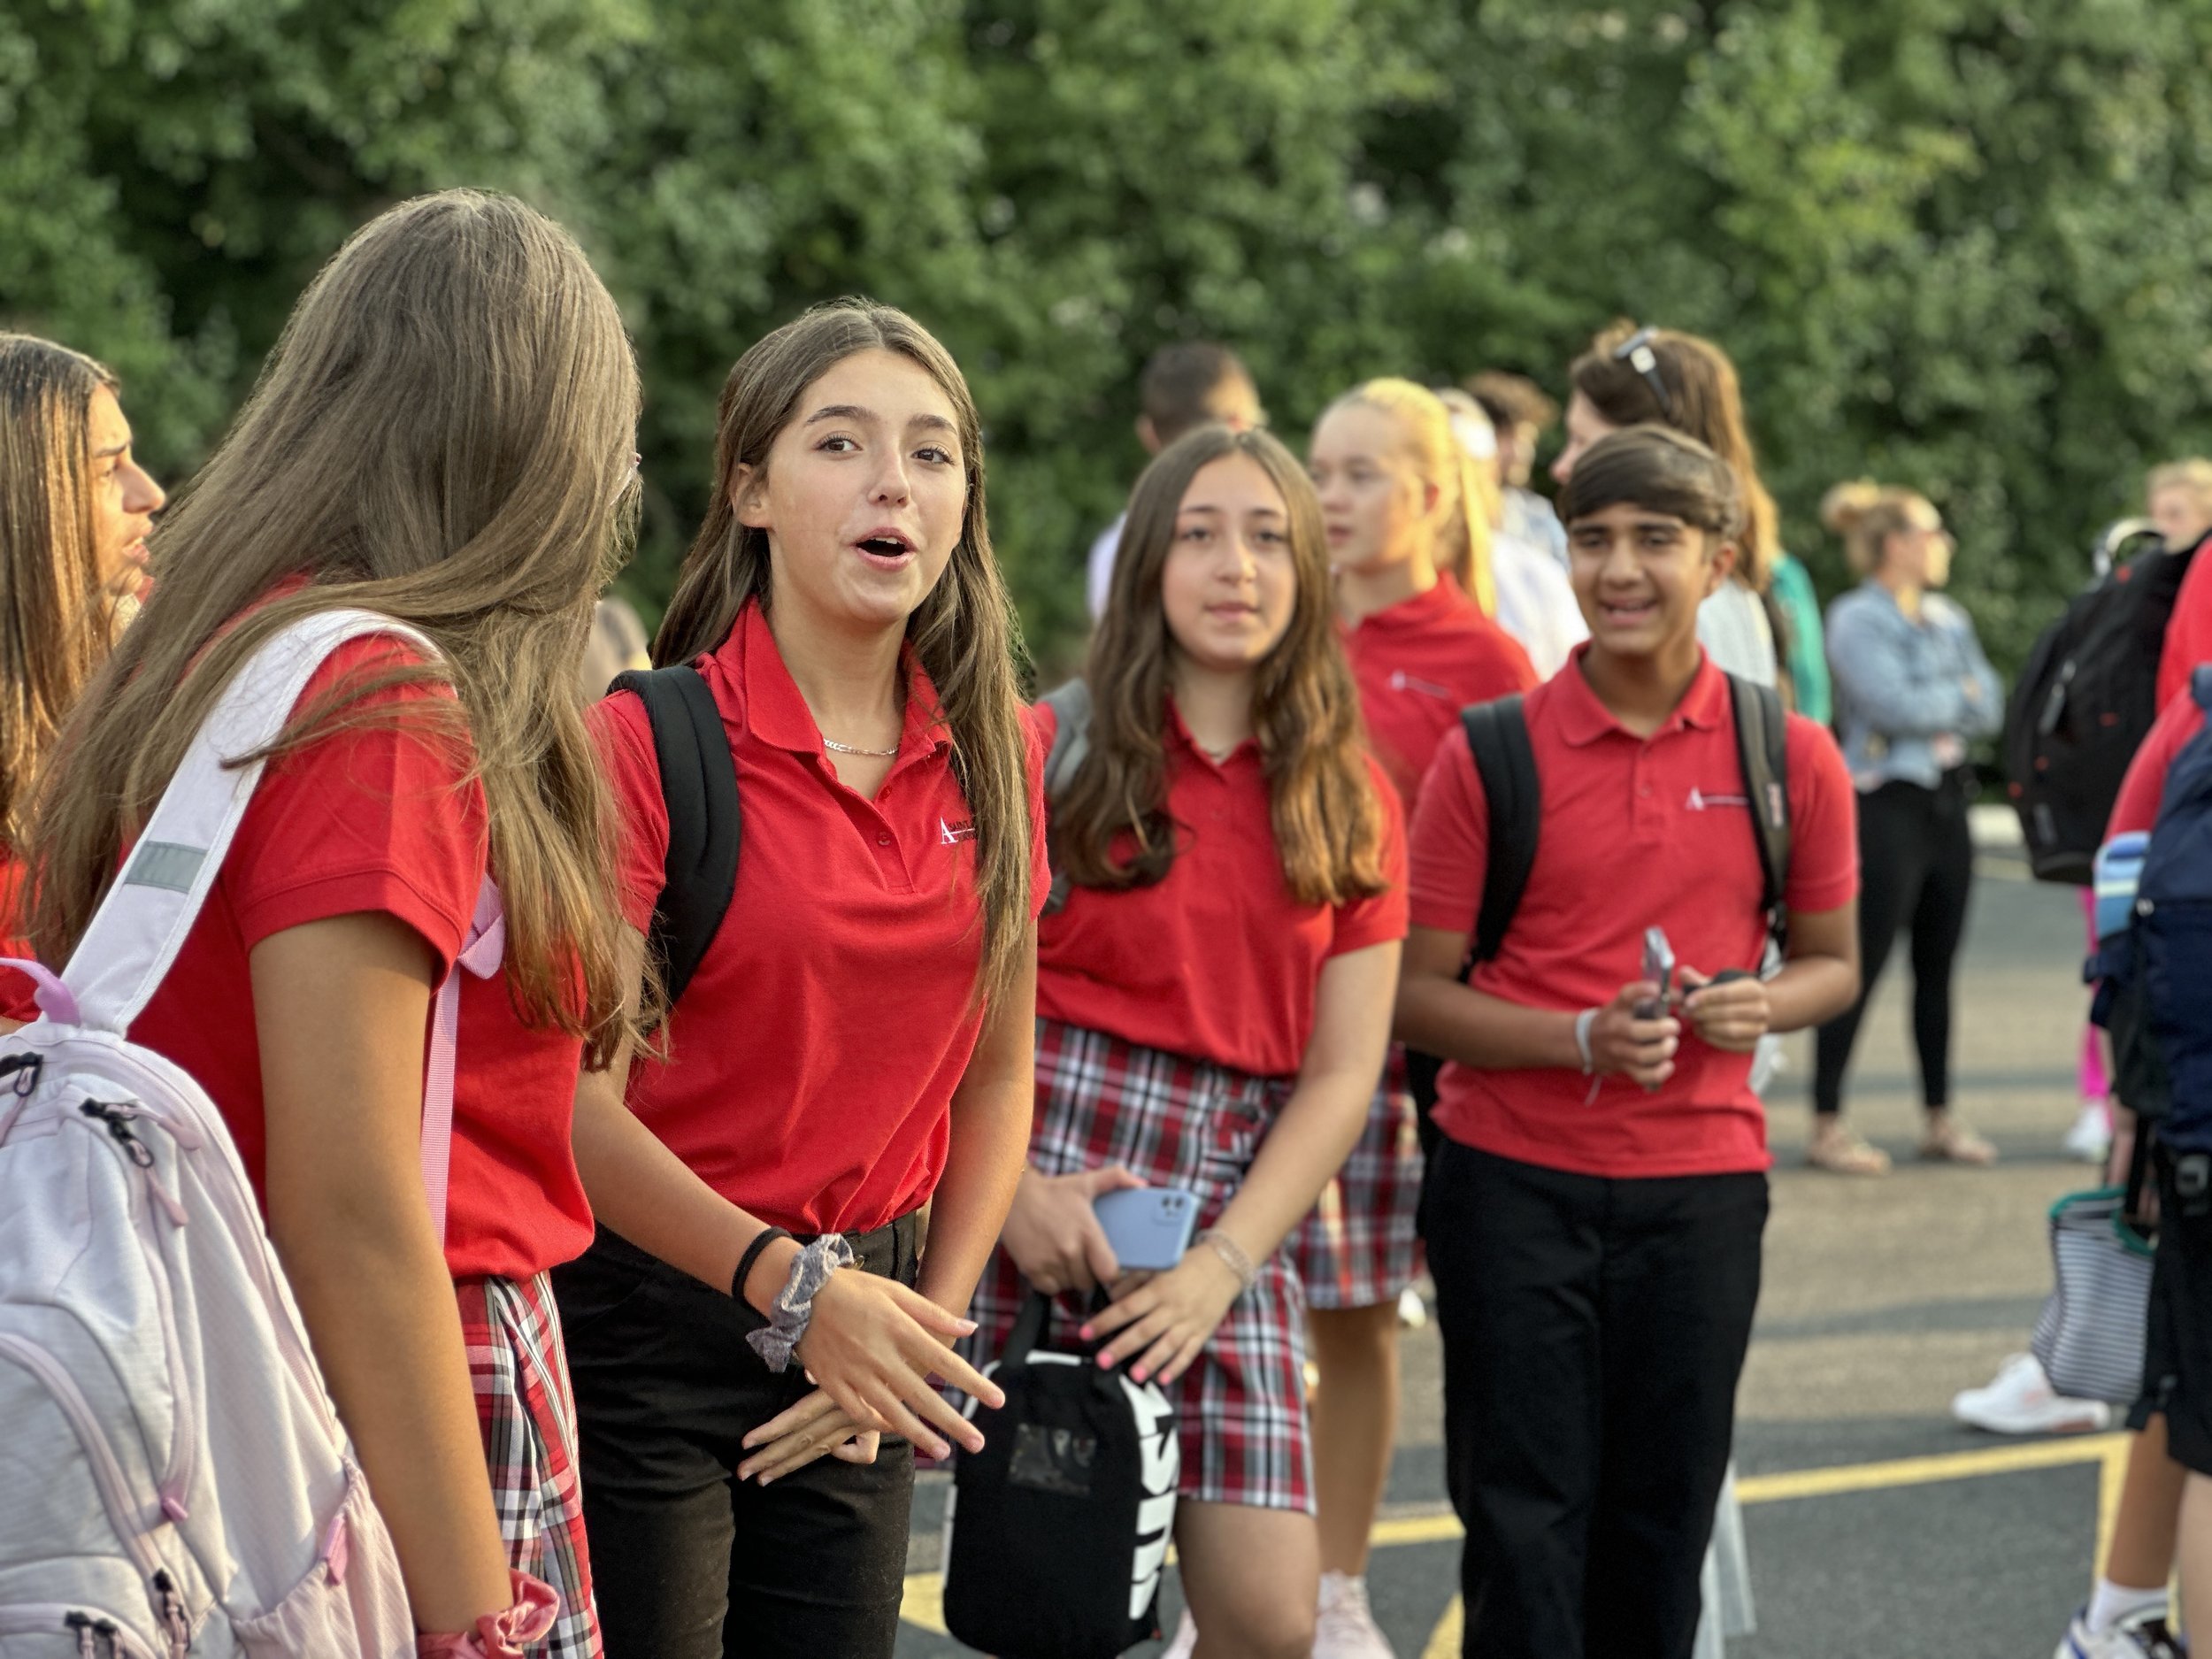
[1634,926,1675,1020]
[1094,1186,1201,1273]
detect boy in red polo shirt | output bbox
[1398,426,1862,1659]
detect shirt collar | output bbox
[719,600,951,765]
[1344,575,1465,637]
[1165,695,1259,773]
[1552,643,1727,747]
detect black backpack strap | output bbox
[610,665,741,1010]
[1001,1290,1053,1371]
[1039,680,1094,915]
[1726,673,1792,949]
[1463,695,1538,968]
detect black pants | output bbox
[1813,772,1976,1117]
[1426,1139,1767,1659]
[552,1215,921,1659]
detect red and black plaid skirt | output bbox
[961,1018,1315,1513]
[455,1271,601,1658]
[1287,1045,1424,1310]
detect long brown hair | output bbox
[0,336,124,849]
[26,189,641,1064]
[1056,426,1389,905]
[1570,322,1778,592]
[1323,378,1498,616]
[656,299,1033,1002]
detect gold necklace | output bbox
[822,737,900,758]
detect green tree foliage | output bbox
[10,0,2212,673]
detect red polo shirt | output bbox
[599,601,1049,1237]
[1343,579,1536,810]
[1035,699,1409,1079]
[128,634,596,1281]
[2157,534,2212,712]
[1409,649,1858,1177]
[2112,687,2206,837]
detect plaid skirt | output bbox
[1288,1046,1422,1310]
[456,1272,602,1659]
[961,1018,1315,1513]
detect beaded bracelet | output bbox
[1195,1228,1257,1296]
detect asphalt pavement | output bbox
[896,858,2108,1657]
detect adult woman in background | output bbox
[1813,482,2003,1172]
[0,334,165,951]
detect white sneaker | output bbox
[1954,1354,2112,1435]
[2064,1102,2115,1165]
[1397,1285,1429,1329]
[2055,1603,2185,1657]
[1314,1571,1395,1659]
[1161,1606,1196,1659]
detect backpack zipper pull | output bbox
[65,1613,97,1659]
[153,1567,191,1655]
[95,1618,121,1659]
[0,1051,42,1095]
[80,1100,156,1169]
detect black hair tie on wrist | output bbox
[733,1226,795,1309]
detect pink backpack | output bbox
[0,610,503,1656]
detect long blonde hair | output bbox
[1055,426,1390,906]
[656,300,1034,1002]
[1322,378,1497,616]
[0,336,125,848]
[26,189,641,1064]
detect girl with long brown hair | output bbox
[1299,377,1532,1655]
[23,189,639,1657]
[0,334,165,951]
[972,425,1406,1658]
[550,300,1041,1657]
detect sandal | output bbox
[1919,1116,1997,1165]
[1806,1125,1892,1175]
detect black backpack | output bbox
[2006,519,2191,885]
[608,665,742,1007]
[1403,675,1793,1150]
[941,1292,1180,1659]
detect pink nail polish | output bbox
[1131,1367,1148,1383]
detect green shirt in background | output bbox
[1770,554,1832,726]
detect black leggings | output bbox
[1813,774,1975,1117]
[552,1214,921,1659]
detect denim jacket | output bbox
[1825,580,2003,791]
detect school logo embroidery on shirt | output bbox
[941,818,977,844]
[1387,669,1457,702]
[1686,787,1750,811]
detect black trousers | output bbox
[1813,772,1975,1116]
[1426,1139,1767,1659]
[552,1214,921,1659]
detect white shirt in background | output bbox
[1697,580,1779,687]
[1491,531,1587,680]
[1085,512,1128,620]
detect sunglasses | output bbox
[1612,326,1675,420]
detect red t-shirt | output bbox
[2111,687,2206,838]
[1409,649,1859,1177]
[598,601,1049,1237]
[127,634,595,1282]
[1343,579,1536,810]
[0,854,35,1015]
[2156,534,2212,712]
[1035,698,1409,1078]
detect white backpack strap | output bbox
[62,607,439,1033]
[422,878,504,1245]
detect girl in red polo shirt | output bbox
[1299,376,1532,1649]
[1399,427,1860,1659]
[971,424,1406,1659]
[22,192,638,1656]
[552,301,1041,1659]
[0,334,166,966]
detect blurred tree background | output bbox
[9,0,2212,674]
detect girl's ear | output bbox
[731,463,769,531]
[1705,535,1740,596]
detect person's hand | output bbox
[998,1164,1145,1295]
[1079,1244,1243,1387]
[1588,981,1680,1089]
[1678,966,1770,1054]
[789,1270,1003,1463]
[737,1386,884,1485]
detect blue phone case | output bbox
[1093,1186,1200,1271]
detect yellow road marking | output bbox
[902,1432,2132,1638]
